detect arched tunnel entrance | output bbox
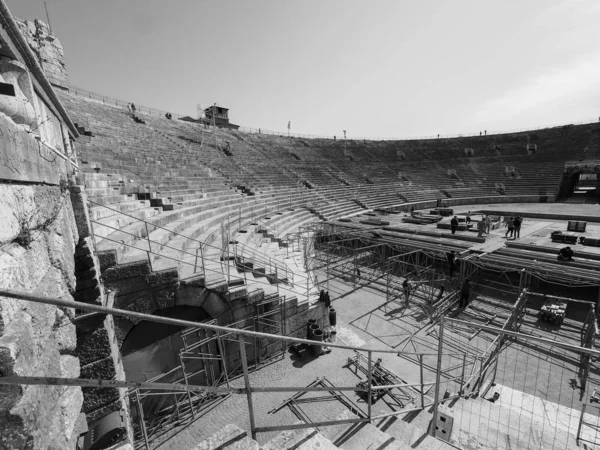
[121,306,216,383]
[558,168,599,202]
[122,305,227,435]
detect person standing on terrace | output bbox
[402,276,412,307]
[477,218,486,237]
[484,215,492,234]
[513,216,522,239]
[450,216,459,234]
[505,217,514,238]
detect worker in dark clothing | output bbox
[450,216,459,235]
[513,216,522,239]
[557,246,574,261]
[459,278,471,308]
[505,217,515,238]
[402,276,412,307]
[446,250,456,277]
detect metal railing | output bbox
[51,77,600,142]
[1,289,599,449]
[87,198,307,299]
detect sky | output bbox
[9,0,600,139]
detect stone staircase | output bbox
[193,408,459,450]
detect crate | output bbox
[551,233,578,244]
[567,221,587,232]
[582,237,600,247]
[539,299,567,325]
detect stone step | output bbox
[322,410,407,450]
[194,424,250,450]
[262,426,338,450]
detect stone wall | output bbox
[0,179,86,449]
[15,19,69,88]
[70,186,133,446]
[0,107,130,447]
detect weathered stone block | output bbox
[72,312,107,331]
[75,253,95,271]
[122,296,156,325]
[104,260,151,283]
[202,291,229,319]
[110,276,149,297]
[114,291,153,313]
[232,304,253,322]
[154,287,176,309]
[82,387,120,415]
[53,309,78,354]
[247,289,264,305]
[75,276,99,290]
[75,327,111,366]
[0,311,33,410]
[283,297,299,319]
[176,284,208,307]
[97,250,118,272]
[113,318,134,348]
[77,266,98,281]
[73,285,102,303]
[85,399,122,423]
[146,268,178,287]
[81,356,116,380]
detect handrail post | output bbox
[200,244,206,281]
[419,354,425,408]
[135,390,150,450]
[307,275,309,303]
[239,335,257,440]
[429,315,445,436]
[577,403,587,444]
[460,353,466,395]
[367,351,373,422]
[144,221,151,254]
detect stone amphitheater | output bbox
[2,2,600,450]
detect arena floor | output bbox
[155,203,600,449]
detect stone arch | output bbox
[119,303,221,385]
[113,283,232,350]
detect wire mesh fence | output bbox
[436,317,600,449]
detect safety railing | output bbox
[86,199,300,298]
[0,289,469,449]
[51,78,600,143]
[2,289,599,450]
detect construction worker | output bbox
[402,276,412,307]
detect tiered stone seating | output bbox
[60,89,600,292]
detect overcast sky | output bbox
[10,0,600,138]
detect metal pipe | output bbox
[239,337,257,440]
[419,354,425,407]
[429,315,445,437]
[0,289,467,357]
[135,389,150,450]
[448,317,600,357]
[367,351,373,421]
[254,417,367,434]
